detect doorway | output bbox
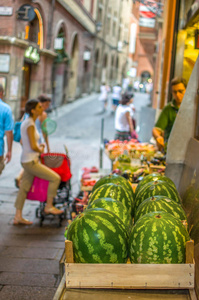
[21,62,31,117]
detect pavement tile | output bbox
[0,257,59,274]
[0,246,61,260]
[0,272,57,287]
[27,240,64,249]
[0,285,56,300]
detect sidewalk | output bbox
[0,92,104,300]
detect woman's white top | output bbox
[115,104,131,132]
[99,85,108,101]
[21,117,40,163]
[112,86,122,100]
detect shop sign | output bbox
[17,4,36,22]
[24,46,40,64]
[0,7,13,16]
[83,51,91,61]
[54,38,64,50]
[139,17,155,28]
[0,54,10,72]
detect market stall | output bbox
[53,59,199,300]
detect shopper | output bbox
[13,99,63,225]
[0,84,14,175]
[112,83,122,112]
[152,77,187,151]
[14,94,51,188]
[98,82,110,113]
[114,93,134,141]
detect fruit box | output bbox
[64,240,196,299]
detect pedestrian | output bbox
[152,77,187,152]
[98,82,110,113]
[112,83,122,112]
[0,84,14,175]
[13,99,63,225]
[114,92,134,141]
[14,94,51,188]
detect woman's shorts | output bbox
[115,130,131,141]
[112,99,119,106]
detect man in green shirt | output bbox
[152,77,187,151]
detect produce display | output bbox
[88,182,133,216]
[134,195,187,223]
[66,173,190,265]
[134,173,177,196]
[105,140,156,161]
[91,174,134,199]
[87,197,132,230]
[134,180,181,211]
[129,211,190,264]
[67,208,129,263]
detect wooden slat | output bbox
[65,263,194,289]
[65,240,74,263]
[186,240,194,264]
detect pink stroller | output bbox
[27,152,72,226]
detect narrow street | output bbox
[0,92,152,300]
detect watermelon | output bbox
[134,195,187,223]
[87,197,132,229]
[135,173,176,196]
[88,183,133,215]
[129,211,190,264]
[135,180,181,212]
[92,174,134,199]
[67,208,128,263]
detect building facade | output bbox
[93,0,132,91]
[0,0,96,119]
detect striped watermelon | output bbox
[89,183,133,215]
[134,195,187,223]
[87,197,132,230]
[92,174,134,199]
[67,208,128,263]
[129,211,190,264]
[135,173,176,196]
[135,180,181,212]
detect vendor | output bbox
[152,77,187,152]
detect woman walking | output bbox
[114,93,134,141]
[13,99,63,225]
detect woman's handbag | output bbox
[13,121,22,142]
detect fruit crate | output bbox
[64,240,197,299]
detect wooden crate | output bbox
[64,240,197,299]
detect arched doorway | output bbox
[101,53,108,83]
[93,48,100,90]
[53,25,69,106]
[21,8,43,116]
[68,34,79,99]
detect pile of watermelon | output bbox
[65,173,190,264]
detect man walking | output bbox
[0,84,14,175]
[152,77,187,152]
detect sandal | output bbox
[13,218,33,225]
[44,206,64,215]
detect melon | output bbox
[67,208,128,263]
[129,211,190,264]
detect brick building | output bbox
[0,0,96,119]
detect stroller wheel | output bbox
[35,207,39,218]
